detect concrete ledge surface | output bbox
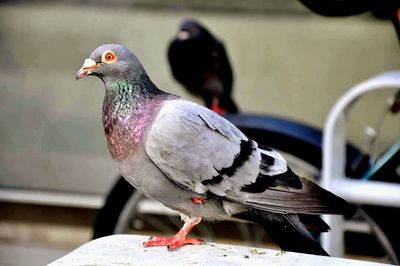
[48,234,391,266]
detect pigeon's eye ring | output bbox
[102,50,117,64]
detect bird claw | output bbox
[144,236,204,250]
[167,238,204,250]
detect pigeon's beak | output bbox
[177,30,190,40]
[76,58,100,80]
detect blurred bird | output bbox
[77,44,352,256]
[168,19,238,115]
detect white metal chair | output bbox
[321,71,400,257]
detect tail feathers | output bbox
[298,214,330,233]
[244,175,355,216]
[234,212,330,256]
[298,177,355,217]
[275,214,330,256]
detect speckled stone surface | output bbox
[48,235,391,266]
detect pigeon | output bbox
[76,44,352,255]
[168,19,238,115]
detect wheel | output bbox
[93,114,399,260]
[92,176,135,239]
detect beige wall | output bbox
[0,3,399,193]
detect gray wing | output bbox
[145,99,349,215]
[145,99,265,196]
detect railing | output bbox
[321,71,400,257]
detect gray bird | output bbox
[76,44,351,255]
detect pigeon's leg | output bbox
[211,98,226,115]
[143,217,203,250]
[191,196,207,205]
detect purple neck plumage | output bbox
[102,78,165,161]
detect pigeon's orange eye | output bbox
[102,50,117,64]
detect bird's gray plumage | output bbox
[145,99,346,215]
[77,44,352,255]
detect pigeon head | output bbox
[176,19,209,40]
[76,44,146,84]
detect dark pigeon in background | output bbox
[77,44,352,255]
[168,19,238,115]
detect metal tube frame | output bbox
[321,71,400,256]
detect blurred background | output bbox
[0,0,399,265]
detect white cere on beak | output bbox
[177,31,190,40]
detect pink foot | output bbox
[191,197,207,205]
[143,235,204,250]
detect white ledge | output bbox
[48,235,391,266]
